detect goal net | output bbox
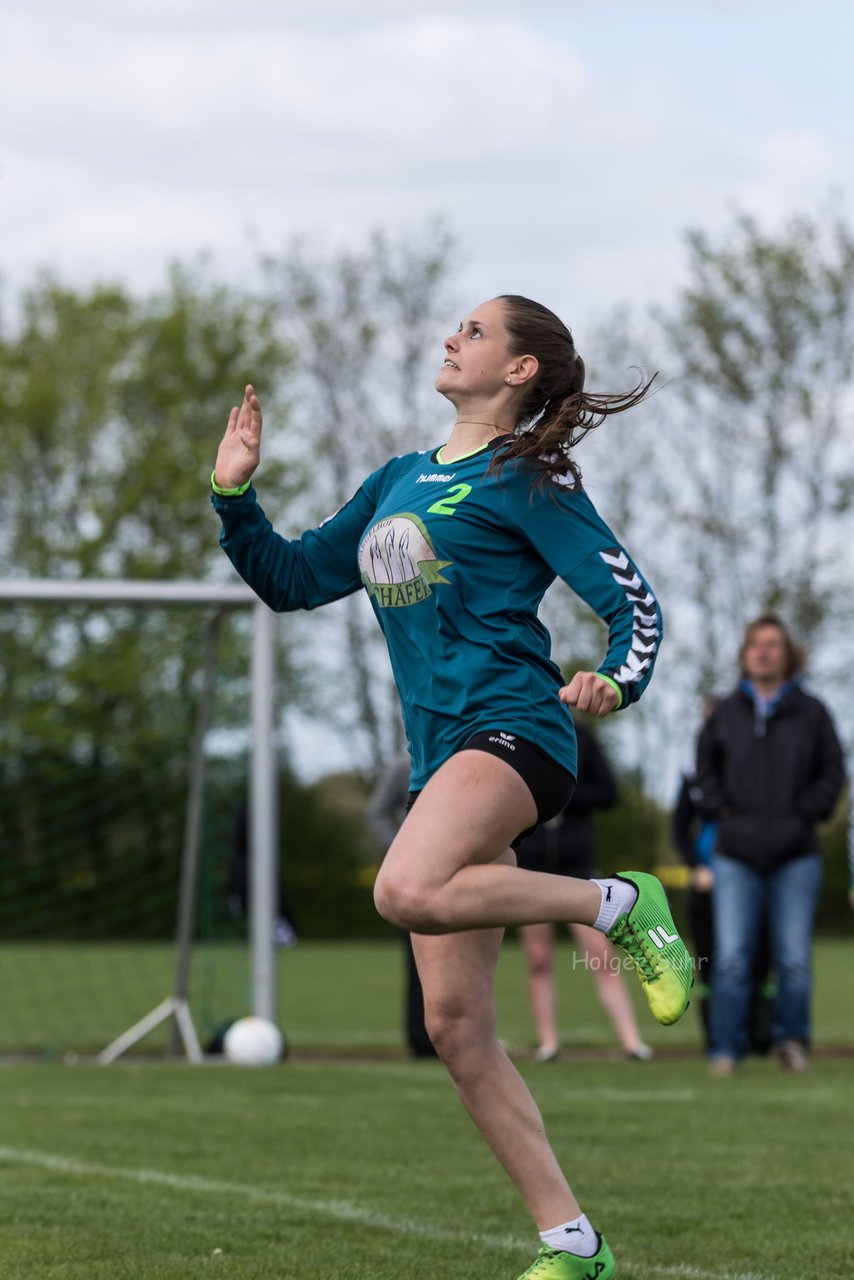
[0,580,279,1060]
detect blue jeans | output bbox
[710,851,823,1060]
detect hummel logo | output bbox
[647,925,679,949]
[416,472,456,483]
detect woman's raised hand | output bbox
[559,671,619,718]
[214,384,263,489]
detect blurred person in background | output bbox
[518,721,652,1063]
[695,614,844,1075]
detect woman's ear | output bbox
[505,355,539,388]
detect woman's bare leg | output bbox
[570,923,647,1054]
[374,751,601,934]
[518,923,559,1056]
[413,917,581,1228]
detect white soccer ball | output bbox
[223,1016,284,1066]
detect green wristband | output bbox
[210,469,252,497]
[595,673,624,709]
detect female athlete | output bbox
[211,294,692,1279]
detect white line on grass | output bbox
[0,1143,519,1251]
[0,1145,780,1280]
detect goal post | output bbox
[0,577,280,1059]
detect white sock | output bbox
[591,876,637,933]
[540,1213,599,1257]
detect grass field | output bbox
[1,938,852,1279]
[1,935,852,1057]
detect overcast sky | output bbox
[3,1,853,335]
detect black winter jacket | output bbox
[695,684,845,872]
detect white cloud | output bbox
[1,5,851,325]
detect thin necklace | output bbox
[454,419,505,430]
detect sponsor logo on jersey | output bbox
[416,472,457,483]
[358,512,452,608]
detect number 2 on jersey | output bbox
[426,483,472,517]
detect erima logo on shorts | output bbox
[487,732,516,751]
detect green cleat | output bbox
[607,871,693,1026]
[516,1237,614,1279]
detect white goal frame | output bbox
[0,578,280,1062]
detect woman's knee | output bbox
[425,1002,494,1069]
[373,869,442,933]
[525,940,553,979]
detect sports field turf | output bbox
[1,939,852,1279]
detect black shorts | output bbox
[406,730,576,850]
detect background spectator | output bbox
[695,614,845,1075]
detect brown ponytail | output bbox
[490,295,656,487]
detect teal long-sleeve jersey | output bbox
[212,438,662,789]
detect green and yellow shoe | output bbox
[516,1237,614,1279]
[608,870,693,1026]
